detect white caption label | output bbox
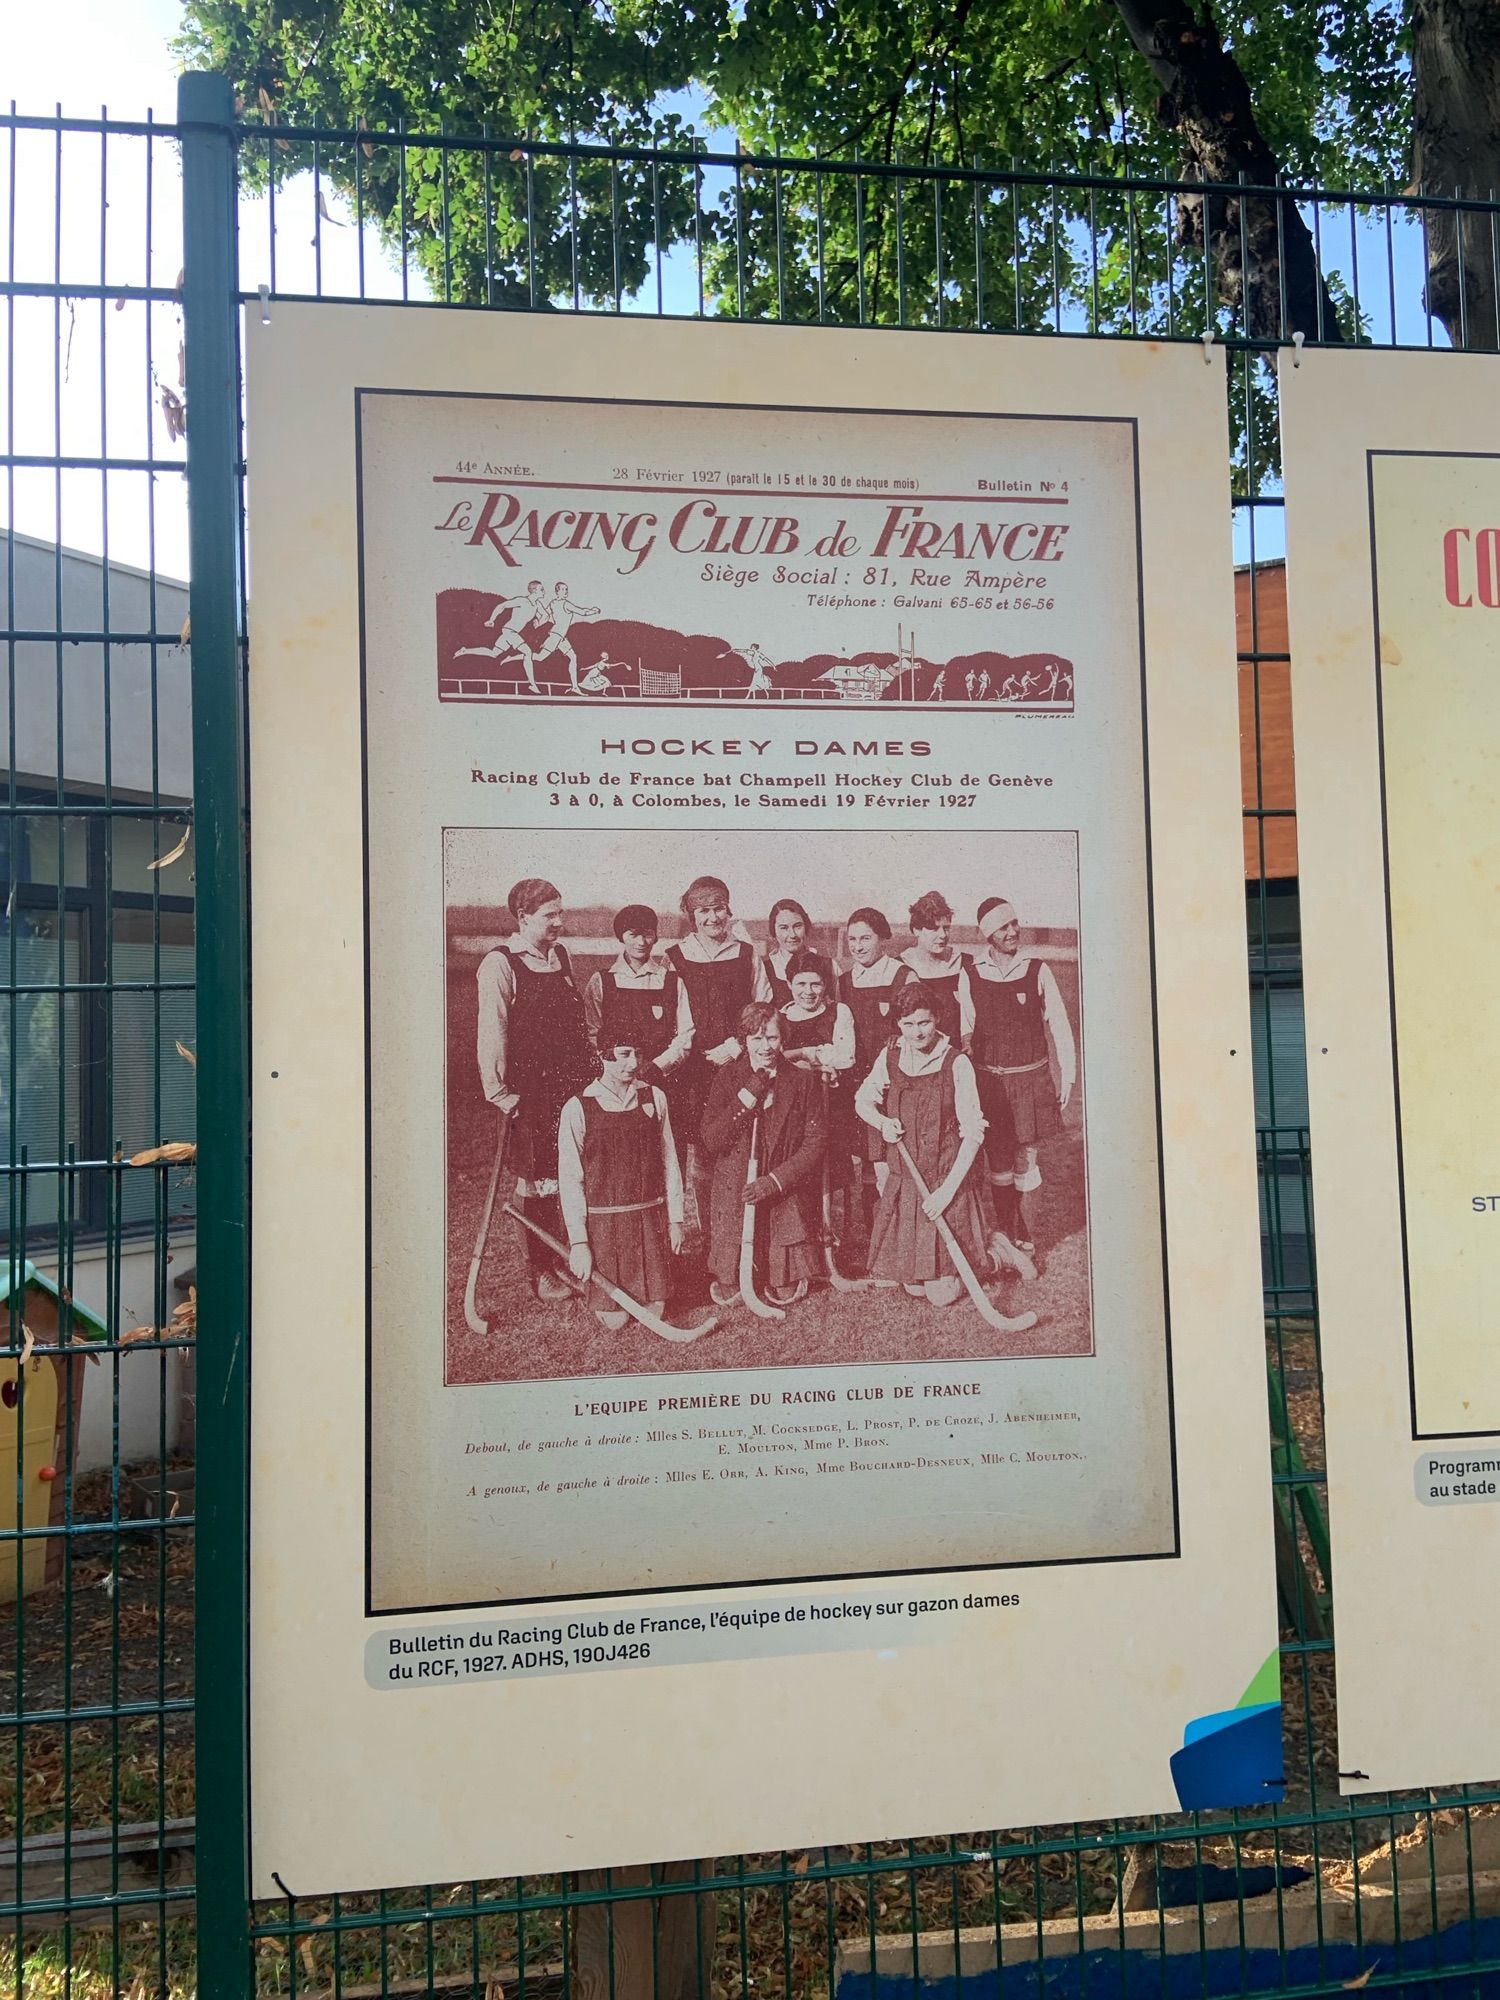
[365,1583,1020,1688]
[1415,1451,1500,1506]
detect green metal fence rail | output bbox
[3,70,1500,2000]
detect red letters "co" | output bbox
[1443,527,1500,608]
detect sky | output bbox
[4,0,428,581]
[3,0,1445,581]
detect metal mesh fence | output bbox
[3,82,1499,2000]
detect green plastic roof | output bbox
[1,1259,110,1340]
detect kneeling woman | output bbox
[557,1038,685,1330]
[701,1002,827,1307]
[855,989,989,1307]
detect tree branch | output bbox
[1107,0,1344,338]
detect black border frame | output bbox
[1367,446,1500,1444]
[357,386,1181,1617]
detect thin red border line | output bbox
[430,474,1070,504]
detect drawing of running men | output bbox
[454,587,542,687]
[976,669,992,700]
[531,580,600,693]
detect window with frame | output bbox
[1246,880,1311,1299]
[2,794,195,1244]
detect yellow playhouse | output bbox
[2,1260,107,1602]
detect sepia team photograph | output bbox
[444,827,1092,1384]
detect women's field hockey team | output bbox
[474,874,1077,1329]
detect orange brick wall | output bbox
[1235,560,1297,880]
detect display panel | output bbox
[1281,349,1500,1795]
[247,307,1276,1894]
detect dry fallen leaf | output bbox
[316,187,344,225]
[148,825,191,871]
[1344,1967,1379,1990]
[160,385,186,443]
[128,1141,198,1167]
[298,1939,317,1981]
[175,1039,197,1068]
[179,613,191,647]
[20,1323,35,1368]
[510,148,525,161]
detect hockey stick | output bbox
[462,1112,510,1336]
[739,1114,785,1320]
[819,1077,867,1292]
[894,1141,1037,1335]
[987,1223,1038,1286]
[502,1203,718,1344]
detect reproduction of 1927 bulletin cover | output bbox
[245,308,1277,1896]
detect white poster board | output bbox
[1281,348,1500,1792]
[245,307,1278,1895]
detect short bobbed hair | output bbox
[785,949,828,987]
[908,890,954,931]
[768,897,812,937]
[846,905,892,941]
[507,877,562,921]
[612,902,657,941]
[893,985,940,1024]
[739,1000,780,1037]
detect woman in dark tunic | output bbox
[897,889,975,1047]
[838,906,905,1213]
[582,903,692,1090]
[762,897,836,1010]
[557,1037,684,1331]
[474,876,596,1299]
[779,950,857,1199]
[855,987,988,1308]
[665,875,770,1230]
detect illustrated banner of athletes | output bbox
[367,392,1092,713]
[447,829,1089,1382]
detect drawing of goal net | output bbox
[638,666,682,697]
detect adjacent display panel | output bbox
[246,307,1277,1895]
[1281,349,1500,1792]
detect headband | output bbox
[979,900,1019,940]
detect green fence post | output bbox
[180,69,254,2000]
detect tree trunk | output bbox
[1109,0,1344,341]
[1411,0,1500,348]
